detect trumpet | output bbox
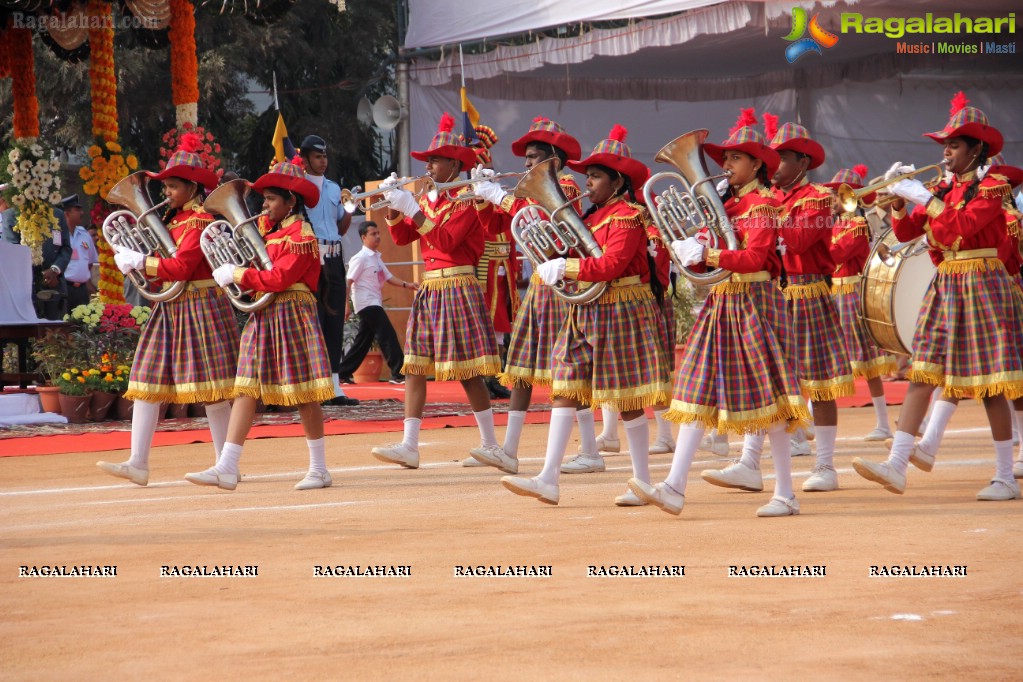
[837,162,946,213]
[340,175,433,213]
[431,171,527,200]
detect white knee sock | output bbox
[653,408,674,442]
[994,439,1014,481]
[917,400,958,455]
[217,442,243,475]
[872,396,891,432]
[205,400,231,463]
[502,410,527,458]
[624,416,651,484]
[600,406,619,439]
[537,407,576,485]
[127,400,161,469]
[739,432,765,470]
[664,425,704,494]
[474,408,498,448]
[402,418,422,451]
[307,437,326,474]
[767,422,793,500]
[815,425,838,468]
[887,430,915,474]
[1016,410,1023,458]
[576,408,598,456]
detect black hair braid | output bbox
[934,136,987,206]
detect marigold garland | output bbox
[169,0,199,127]
[80,139,139,200]
[9,26,40,142]
[96,232,128,304]
[87,0,118,143]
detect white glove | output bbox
[378,172,400,191]
[890,178,933,206]
[213,263,236,287]
[384,187,420,217]
[884,162,915,182]
[716,177,731,196]
[671,237,705,267]
[537,258,566,286]
[470,164,496,181]
[473,179,507,206]
[113,248,145,274]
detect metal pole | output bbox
[397,61,411,178]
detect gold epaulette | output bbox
[831,217,869,244]
[736,202,779,221]
[979,180,1012,201]
[590,211,644,232]
[756,187,776,199]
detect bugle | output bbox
[340,175,433,213]
[200,179,274,313]
[102,171,186,302]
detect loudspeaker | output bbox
[372,95,404,131]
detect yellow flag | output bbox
[272,113,296,162]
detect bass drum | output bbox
[859,228,936,356]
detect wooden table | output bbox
[0,322,67,388]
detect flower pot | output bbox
[37,386,62,413]
[90,391,118,422]
[116,396,134,421]
[353,350,385,384]
[58,393,91,424]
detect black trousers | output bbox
[317,254,346,373]
[337,305,404,379]
[65,282,91,310]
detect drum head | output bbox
[893,251,936,353]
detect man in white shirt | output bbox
[338,221,415,384]
[61,195,97,309]
[301,134,358,406]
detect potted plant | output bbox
[54,367,91,423]
[86,357,121,421]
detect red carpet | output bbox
[1,379,907,458]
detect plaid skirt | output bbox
[234,291,334,406]
[784,274,855,402]
[551,285,671,411]
[654,294,675,385]
[909,259,1023,399]
[746,279,794,368]
[403,274,501,380]
[832,286,897,380]
[667,286,809,435]
[499,275,567,388]
[125,287,238,404]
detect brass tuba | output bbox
[509,158,606,304]
[199,179,274,313]
[102,171,186,302]
[642,129,739,285]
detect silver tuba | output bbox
[642,129,738,285]
[102,171,186,302]
[199,179,274,313]
[509,158,606,305]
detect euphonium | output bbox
[101,171,186,302]
[509,158,606,305]
[199,179,274,313]
[642,129,739,285]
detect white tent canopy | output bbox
[403,0,1022,183]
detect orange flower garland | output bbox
[169,0,199,127]
[96,233,127,304]
[87,0,118,143]
[9,26,40,142]
[80,140,139,200]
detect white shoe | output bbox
[756,496,800,517]
[802,464,838,492]
[184,467,238,491]
[371,443,420,469]
[790,434,812,457]
[561,453,606,474]
[627,478,684,515]
[614,489,648,507]
[803,423,815,441]
[501,476,559,505]
[595,434,621,453]
[909,444,935,472]
[461,457,487,467]
[852,457,906,494]
[701,461,763,492]
[295,470,332,490]
[864,427,893,442]
[469,444,518,474]
[699,435,730,457]
[1013,460,1023,479]
[96,461,148,486]
[976,478,1021,501]
[649,437,676,455]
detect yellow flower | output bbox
[88,145,102,158]
[61,372,71,381]
[77,376,86,383]
[105,141,122,153]
[127,155,138,170]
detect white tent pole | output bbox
[397,61,411,178]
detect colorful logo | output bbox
[783,7,839,63]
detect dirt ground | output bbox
[1,400,1020,681]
